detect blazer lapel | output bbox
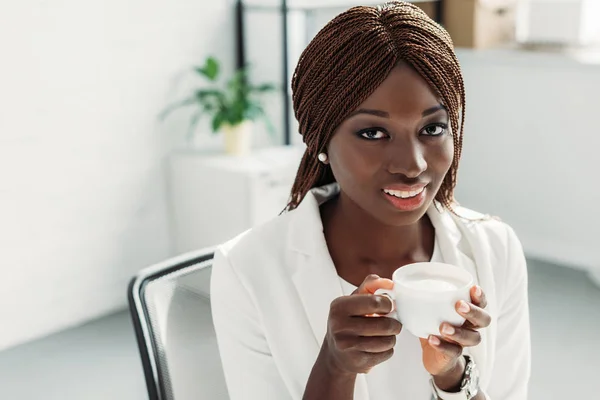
[287,185,371,400]
[427,204,478,281]
[288,186,343,347]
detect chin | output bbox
[370,205,429,227]
[387,210,428,227]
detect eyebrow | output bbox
[348,104,448,119]
[347,108,390,118]
[422,104,448,117]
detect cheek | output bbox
[329,138,381,182]
[431,138,454,173]
[330,146,381,185]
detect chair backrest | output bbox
[128,248,228,400]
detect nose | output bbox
[385,137,427,179]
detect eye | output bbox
[357,129,388,140]
[421,123,447,137]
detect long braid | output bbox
[287,1,466,212]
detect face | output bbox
[327,63,454,226]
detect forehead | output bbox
[357,63,441,114]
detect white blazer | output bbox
[210,184,531,400]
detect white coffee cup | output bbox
[375,262,473,339]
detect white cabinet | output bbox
[167,145,306,255]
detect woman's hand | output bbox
[323,274,402,376]
[419,285,491,390]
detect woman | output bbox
[210,2,530,399]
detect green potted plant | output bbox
[161,56,276,156]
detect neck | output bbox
[321,191,434,279]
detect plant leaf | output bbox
[244,101,260,120]
[195,89,226,113]
[186,110,204,143]
[262,112,276,139]
[195,57,219,81]
[196,89,225,102]
[252,83,276,92]
[158,97,196,121]
[212,111,226,133]
[181,61,277,136]
[230,67,248,84]
[248,102,276,139]
[228,68,250,97]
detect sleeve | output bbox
[210,247,294,400]
[484,226,532,400]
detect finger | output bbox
[358,348,395,372]
[335,315,402,337]
[360,349,395,366]
[439,323,482,347]
[354,274,394,295]
[456,300,492,329]
[332,294,394,317]
[336,334,397,353]
[470,285,487,308]
[427,335,463,361]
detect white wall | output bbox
[0,0,235,351]
[454,49,600,273]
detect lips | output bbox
[381,185,428,211]
[383,186,426,199]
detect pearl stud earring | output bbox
[317,153,328,163]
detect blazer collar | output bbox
[287,183,474,266]
[287,183,344,344]
[287,183,339,256]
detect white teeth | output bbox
[384,187,425,199]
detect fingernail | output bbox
[474,285,482,297]
[429,335,441,346]
[458,300,470,314]
[441,325,455,336]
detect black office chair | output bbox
[127,247,228,400]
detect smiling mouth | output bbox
[382,187,426,199]
[381,186,428,212]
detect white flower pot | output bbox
[222,121,253,156]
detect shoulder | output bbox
[213,210,296,281]
[452,205,520,258]
[210,208,309,317]
[451,205,527,290]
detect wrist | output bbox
[320,339,357,382]
[432,356,466,392]
[304,341,357,400]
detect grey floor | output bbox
[1,259,599,400]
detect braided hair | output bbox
[286,1,466,212]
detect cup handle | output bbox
[373,288,397,319]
